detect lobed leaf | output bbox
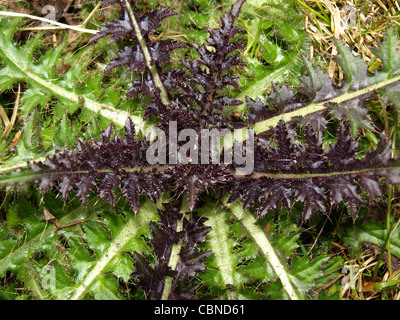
[132,200,212,300]
[1,0,400,302]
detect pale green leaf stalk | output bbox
[201,206,242,300]
[70,200,158,300]
[222,197,300,300]
[251,73,400,135]
[160,218,183,300]
[123,0,171,106]
[0,17,147,130]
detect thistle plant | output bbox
[0,0,399,300]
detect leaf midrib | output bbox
[0,33,140,128]
[251,73,400,134]
[70,213,140,300]
[1,164,395,186]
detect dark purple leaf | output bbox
[131,252,176,300]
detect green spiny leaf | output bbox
[0,17,144,130]
[69,199,158,300]
[341,220,400,260]
[53,113,76,150]
[199,204,245,299]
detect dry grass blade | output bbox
[0,102,9,128]
[0,10,98,34]
[298,0,400,82]
[340,244,400,300]
[2,84,20,140]
[19,1,102,33]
